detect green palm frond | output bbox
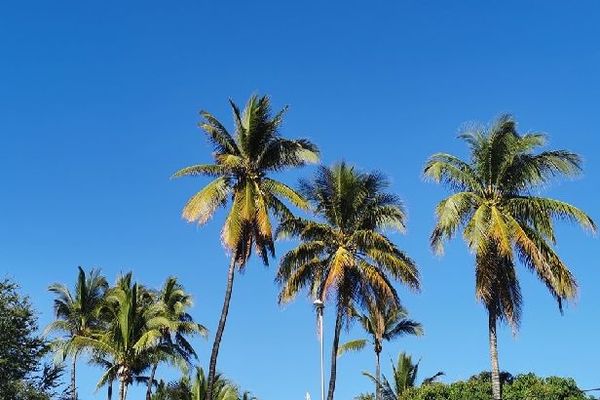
[172,164,229,178]
[181,177,231,224]
[337,339,368,356]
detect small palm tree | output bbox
[152,367,239,400]
[173,94,318,399]
[277,163,420,400]
[46,266,108,400]
[145,277,208,400]
[365,353,443,400]
[338,300,423,400]
[72,273,171,400]
[424,115,596,400]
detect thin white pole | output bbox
[314,299,325,400]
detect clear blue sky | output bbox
[1,1,599,399]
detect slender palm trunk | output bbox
[327,306,344,400]
[71,353,77,400]
[375,349,381,400]
[107,381,113,400]
[207,256,237,400]
[119,380,126,400]
[146,363,158,400]
[488,312,502,400]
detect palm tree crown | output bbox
[278,163,420,306]
[339,300,423,356]
[173,94,319,266]
[47,266,108,339]
[424,115,595,327]
[145,277,208,400]
[366,352,443,400]
[277,163,420,400]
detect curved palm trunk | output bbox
[488,312,502,400]
[327,306,344,400]
[207,257,237,400]
[375,349,381,400]
[146,363,158,400]
[71,353,77,400]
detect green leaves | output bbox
[337,339,368,356]
[182,177,231,225]
[174,94,319,268]
[276,163,420,390]
[424,153,481,192]
[45,270,206,400]
[426,114,596,328]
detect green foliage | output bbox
[424,116,597,398]
[365,353,443,400]
[425,116,596,326]
[400,373,594,400]
[173,94,319,267]
[340,301,423,357]
[151,367,252,400]
[277,163,420,399]
[355,394,376,400]
[277,162,420,312]
[0,279,69,399]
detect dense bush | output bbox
[400,372,595,400]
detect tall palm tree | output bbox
[173,94,319,399]
[277,163,420,400]
[424,115,596,400]
[72,273,172,400]
[145,277,208,400]
[338,300,423,400]
[46,266,108,400]
[364,352,444,400]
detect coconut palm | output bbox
[46,266,109,400]
[364,352,444,400]
[145,277,208,400]
[277,163,420,400]
[172,94,318,399]
[424,115,596,400]
[152,367,239,400]
[338,300,423,400]
[72,273,172,400]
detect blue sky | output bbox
[1,1,599,399]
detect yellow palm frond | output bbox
[182,177,230,224]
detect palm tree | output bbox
[46,266,108,400]
[152,367,239,400]
[277,163,420,400]
[424,115,596,400]
[72,273,172,400]
[172,94,318,399]
[364,352,443,400]
[145,277,208,400]
[338,300,423,400]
